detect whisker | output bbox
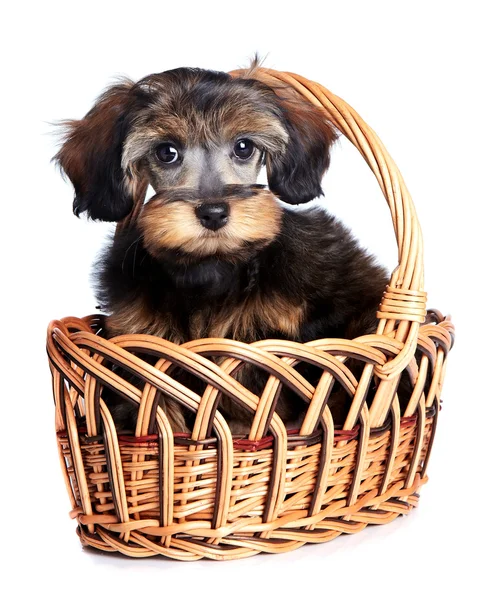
[121,234,144,273]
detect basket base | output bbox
[73,477,426,561]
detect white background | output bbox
[2,1,487,597]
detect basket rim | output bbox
[47,310,454,438]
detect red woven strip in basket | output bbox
[55,424,377,450]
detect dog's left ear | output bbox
[266,86,338,204]
[54,80,139,221]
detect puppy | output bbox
[55,64,390,434]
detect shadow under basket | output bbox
[47,67,455,561]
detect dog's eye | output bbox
[233,139,255,160]
[156,143,180,164]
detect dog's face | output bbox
[56,67,336,260]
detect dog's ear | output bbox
[54,80,138,221]
[266,86,338,204]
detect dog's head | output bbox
[55,66,336,259]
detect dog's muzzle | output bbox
[195,203,229,231]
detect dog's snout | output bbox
[195,203,229,231]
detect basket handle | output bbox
[230,67,426,380]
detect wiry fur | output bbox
[55,64,390,434]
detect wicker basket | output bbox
[46,67,454,560]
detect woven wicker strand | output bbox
[47,68,454,560]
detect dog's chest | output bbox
[191,293,305,340]
[108,293,305,343]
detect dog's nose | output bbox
[195,203,229,231]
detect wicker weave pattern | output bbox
[47,68,454,560]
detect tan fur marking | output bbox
[187,294,305,340]
[108,290,304,342]
[229,293,306,339]
[221,113,287,151]
[140,190,282,257]
[107,302,184,344]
